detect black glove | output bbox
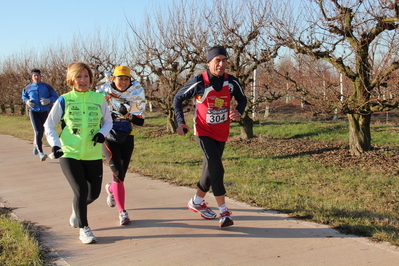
[111,112,119,120]
[129,114,144,126]
[118,104,128,115]
[92,133,105,146]
[51,146,64,159]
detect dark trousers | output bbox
[102,135,134,183]
[59,158,103,228]
[29,110,48,153]
[196,136,226,196]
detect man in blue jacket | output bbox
[22,69,58,161]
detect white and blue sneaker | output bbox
[79,226,97,244]
[219,210,234,228]
[105,183,116,207]
[187,198,217,219]
[39,153,47,162]
[119,210,131,225]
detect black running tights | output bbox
[29,110,48,153]
[102,135,134,183]
[196,136,226,196]
[59,158,103,228]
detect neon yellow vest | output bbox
[61,90,104,160]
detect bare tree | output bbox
[274,54,343,116]
[202,0,283,138]
[125,1,208,133]
[269,0,399,155]
[0,53,37,115]
[249,61,291,117]
[70,31,124,88]
[125,0,286,136]
[41,43,74,96]
[0,33,120,115]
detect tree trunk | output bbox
[166,109,177,133]
[239,113,254,139]
[347,113,371,156]
[19,104,25,115]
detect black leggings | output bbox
[29,110,48,153]
[102,135,134,183]
[59,158,103,228]
[196,136,226,196]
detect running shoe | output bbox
[79,226,97,244]
[105,183,116,207]
[219,209,234,228]
[33,147,38,155]
[70,206,78,228]
[187,198,217,219]
[119,210,131,225]
[39,153,47,162]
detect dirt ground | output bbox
[144,117,399,177]
[229,134,399,176]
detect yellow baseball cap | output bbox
[113,66,131,77]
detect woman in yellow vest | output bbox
[44,62,112,244]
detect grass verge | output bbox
[0,207,43,265]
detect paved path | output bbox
[1,134,399,265]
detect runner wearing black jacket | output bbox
[174,46,247,228]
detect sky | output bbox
[0,0,177,59]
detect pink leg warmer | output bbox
[111,182,126,212]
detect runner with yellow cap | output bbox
[97,66,146,225]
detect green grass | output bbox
[0,115,34,139]
[0,209,43,266]
[253,120,349,141]
[2,112,399,256]
[253,119,399,145]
